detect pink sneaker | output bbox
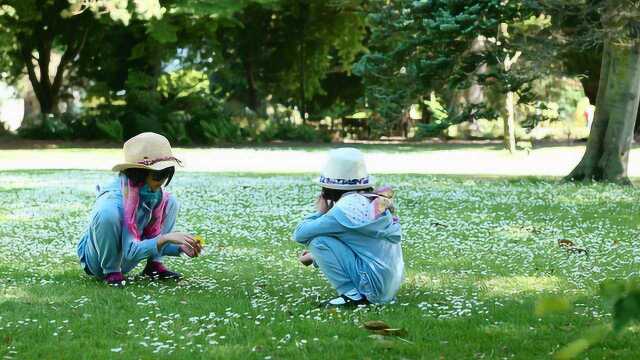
[142,261,182,280]
[104,272,126,287]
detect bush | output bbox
[257,120,331,143]
[198,118,244,145]
[18,113,78,140]
[96,119,124,142]
[0,121,13,137]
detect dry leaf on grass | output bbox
[558,239,575,248]
[363,320,391,330]
[557,239,589,256]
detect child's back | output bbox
[294,192,404,304]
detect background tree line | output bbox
[1,0,640,182]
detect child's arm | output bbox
[293,211,344,245]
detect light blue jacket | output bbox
[293,196,404,303]
[77,175,181,277]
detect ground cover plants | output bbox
[1,171,639,359]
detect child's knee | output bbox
[166,195,180,215]
[308,236,336,252]
[94,205,121,230]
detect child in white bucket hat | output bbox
[77,132,203,286]
[293,148,404,308]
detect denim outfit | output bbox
[293,193,404,304]
[77,176,182,277]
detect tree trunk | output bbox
[299,0,308,122]
[566,40,640,183]
[243,55,259,112]
[19,28,88,117]
[504,91,517,153]
[502,49,521,153]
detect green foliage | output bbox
[199,118,243,145]
[357,0,555,135]
[554,324,611,360]
[257,120,330,143]
[534,296,572,317]
[18,113,88,140]
[213,0,367,111]
[600,279,640,332]
[158,69,210,99]
[552,279,640,359]
[96,119,124,142]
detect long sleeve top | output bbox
[77,175,181,276]
[294,193,404,303]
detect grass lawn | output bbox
[1,170,639,359]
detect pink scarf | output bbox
[122,178,169,241]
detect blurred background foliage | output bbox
[0,0,621,145]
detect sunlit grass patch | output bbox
[480,275,562,297]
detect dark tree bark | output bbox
[18,28,88,116]
[243,56,259,111]
[298,0,308,121]
[566,40,640,183]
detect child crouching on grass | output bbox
[293,148,404,308]
[77,132,203,287]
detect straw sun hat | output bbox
[112,132,183,172]
[317,148,374,190]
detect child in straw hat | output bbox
[77,132,203,286]
[293,148,404,308]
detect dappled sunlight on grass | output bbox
[0,287,31,303]
[480,276,562,297]
[403,271,448,290]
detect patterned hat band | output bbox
[319,175,370,186]
[137,156,183,167]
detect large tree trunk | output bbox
[566,40,640,183]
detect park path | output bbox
[2,145,640,177]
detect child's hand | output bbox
[299,250,314,266]
[315,195,330,214]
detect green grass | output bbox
[1,171,639,359]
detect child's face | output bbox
[145,172,168,192]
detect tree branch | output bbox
[19,43,45,106]
[35,26,52,89]
[52,27,89,95]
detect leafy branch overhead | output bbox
[355,0,555,133]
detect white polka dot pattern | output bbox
[335,194,375,225]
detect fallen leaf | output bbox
[557,239,589,256]
[363,320,391,330]
[558,239,574,248]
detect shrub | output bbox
[257,120,331,143]
[96,119,123,142]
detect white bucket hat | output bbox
[317,148,374,190]
[112,132,183,172]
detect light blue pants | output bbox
[78,195,179,277]
[308,236,365,297]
